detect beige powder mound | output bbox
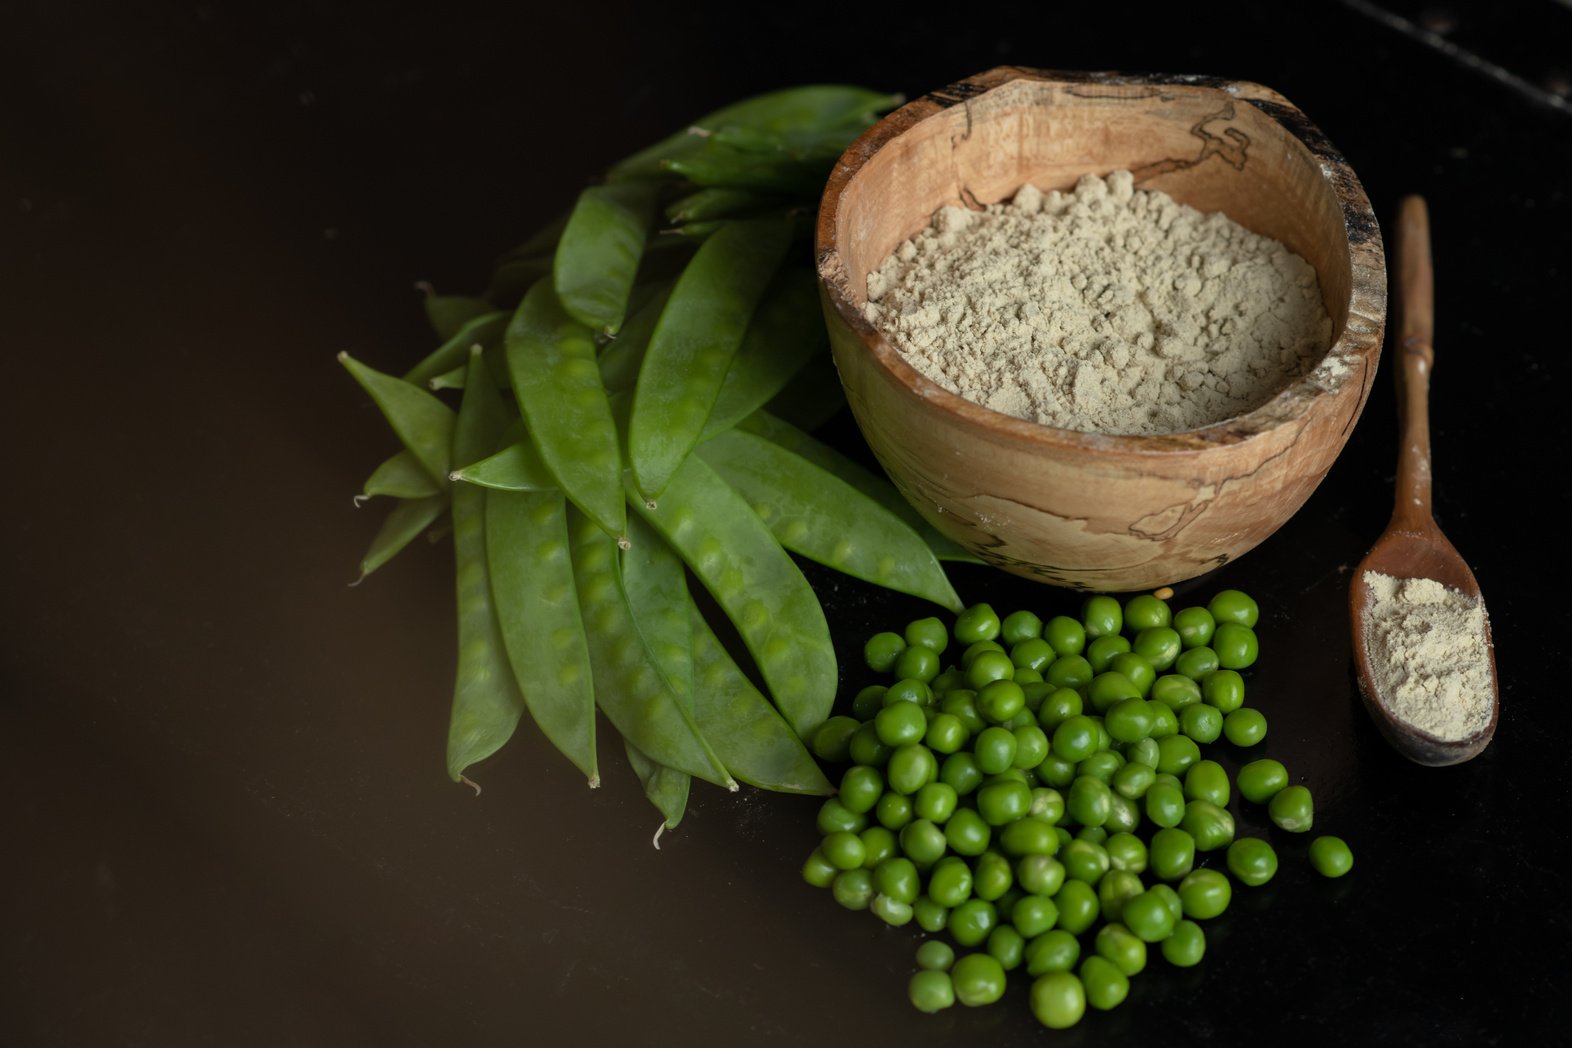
[1362,571,1493,741]
[863,171,1333,435]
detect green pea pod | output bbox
[506,280,626,541]
[487,487,599,786]
[688,598,833,794]
[403,311,507,388]
[554,182,659,335]
[710,118,878,158]
[618,514,695,703]
[567,510,734,788]
[609,86,899,181]
[625,741,689,834]
[357,492,447,580]
[697,428,962,612]
[598,284,673,392]
[358,449,441,504]
[445,350,526,782]
[734,411,982,565]
[662,143,826,196]
[421,290,496,342]
[450,436,555,492]
[699,267,824,440]
[657,220,723,240]
[629,454,835,738]
[339,352,455,487]
[665,188,777,224]
[629,216,792,499]
[421,341,510,392]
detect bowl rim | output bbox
[815,65,1388,456]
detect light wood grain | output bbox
[816,67,1388,590]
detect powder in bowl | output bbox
[862,171,1333,436]
[1361,571,1493,741]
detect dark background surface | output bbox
[3,1,1569,1044]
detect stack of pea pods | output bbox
[341,87,979,832]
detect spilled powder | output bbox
[1362,572,1493,741]
[863,171,1333,435]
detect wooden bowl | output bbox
[816,67,1386,591]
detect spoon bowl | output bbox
[1349,196,1498,766]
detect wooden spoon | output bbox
[1348,196,1498,766]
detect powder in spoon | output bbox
[862,171,1333,435]
[1362,571,1493,741]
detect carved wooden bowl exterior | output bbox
[816,67,1387,591]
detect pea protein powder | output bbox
[1362,572,1493,741]
[862,171,1333,435]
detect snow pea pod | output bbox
[487,486,598,785]
[403,311,507,387]
[450,435,554,492]
[506,280,626,540]
[698,267,824,440]
[597,283,672,393]
[662,144,828,195]
[688,598,833,795]
[734,411,982,564]
[696,428,962,612]
[554,182,658,335]
[445,350,527,782]
[419,288,495,341]
[339,352,455,487]
[567,509,733,788]
[629,216,792,499]
[358,492,447,580]
[618,514,695,704]
[358,450,441,504]
[630,453,835,738]
[625,741,689,834]
[665,187,776,224]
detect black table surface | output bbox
[5,2,1569,1044]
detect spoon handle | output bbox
[1392,195,1436,533]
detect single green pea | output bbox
[887,744,939,795]
[904,616,950,653]
[917,939,955,972]
[1011,892,1061,938]
[1126,737,1160,769]
[1105,792,1140,835]
[884,677,931,706]
[1079,955,1129,1011]
[977,679,1027,725]
[1177,868,1232,921]
[859,826,897,868]
[1111,762,1157,800]
[1133,627,1182,671]
[811,716,861,763]
[1097,868,1144,923]
[1052,715,1100,762]
[1000,609,1044,646]
[908,968,955,1013]
[1148,826,1196,881]
[1269,784,1314,832]
[974,852,1014,902]
[1013,725,1051,771]
[914,782,959,824]
[1179,703,1223,744]
[864,631,905,673]
[940,752,984,796]
[1121,888,1177,943]
[1029,788,1066,826]
[1123,594,1172,632]
[875,790,913,831]
[874,701,927,748]
[938,809,987,860]
[1010,637,1057,673]
[1155,734,1202,776]
[928,856,975,908]
[1147,701,1179,739]
[943,898,993,949]
[1145,780,1187,829]
[1208,588,1259,628]
[1061,838,1111,884]
[838,764,884,814]
[1030,971,1086,1029]
[987,925,1027,972]
[816,797,867,836]
[831,867,875,910]
[931,667,964,696]
[1201,669,1245,712]
[899,818,948,866]
[1171,606,1216,649]
[801,847,837,888]
[1104,696,1155,744]
[1076,825,1108,845]
[925,713,969,755]
[954,603,1002,645]
[940,690,987,735]
[1223,707,1268,747]
[1094,922,1147,977]
[1067,776,1113,829]
[1180,800,1235,852]
[951,951,1007,1006]
[1107,652,1155,697]
[1043,615,1087,657]
[960,639,1006,669]
[894,643,941,684]
[1084,634,1133,673]
[914,895,949,933]
[1035,752,1077,789]
[966,650,1017,691]
[874,855,920,903]
[1213,623,1259,670]
[1053,878,1100,935]
[1087,671,1141,715]
[976,779,1032,827]
[1018,856,1069,905]
[1174,645,1220,681]
[1007,710,1037,731]
[1000,817,1059,858]
[1104,832,1147,874]
[1227,837,1279,887]
[1309,836,1354,878]
[1151,676,1201,713]
[1162,919,1206,967]
[1150,883,1183,925]
[1076,750,1125,784]
[973,726,1019,775]
[1043,655,1094,690]
[1036,688,1084,731]
[1183,759,1231,806]
[1080,595,1123,638]
[1236,758,1289,804]
[1025,928,1081,976]
[851,685,887,720]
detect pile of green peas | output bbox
[801,588,1354,1028]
